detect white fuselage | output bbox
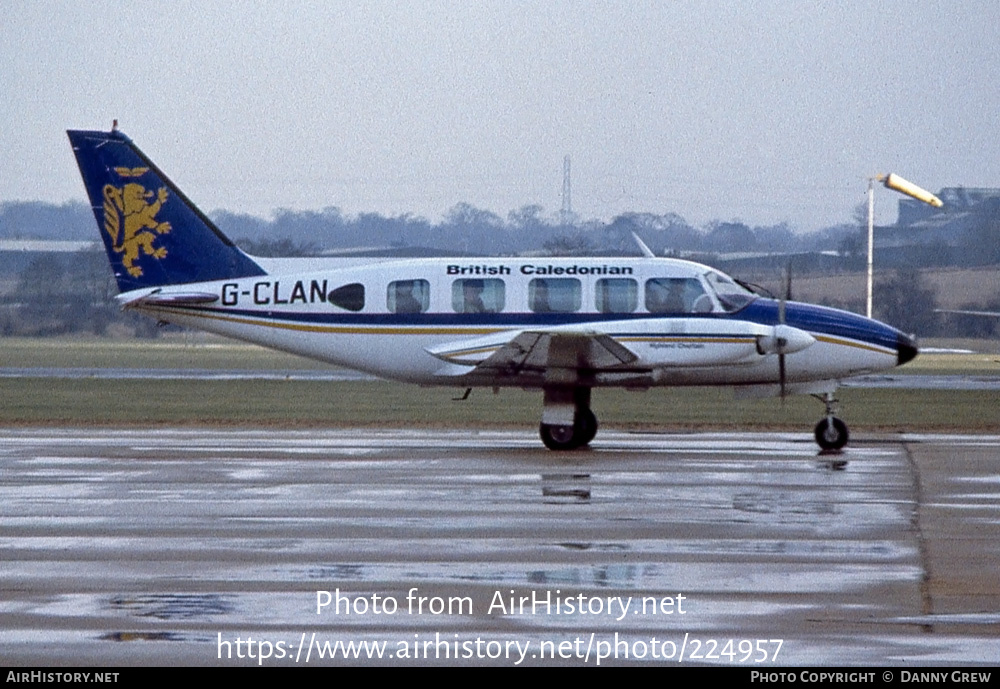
[124,256,903,392]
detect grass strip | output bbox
[2,377,996,432]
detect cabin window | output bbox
[595,278,637,313]
[451,279,505,313]
[327,283,365,312]
[387,279,429,314]
[645,277,712,314]
[529,278,581,313]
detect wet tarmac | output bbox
[1,428,998,666]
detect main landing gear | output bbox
[812,392,849,451]
[539,387,597,451]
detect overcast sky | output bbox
[3,1,998,232]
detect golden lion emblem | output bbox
[102,182,172,277]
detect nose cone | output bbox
[897,332,919,366]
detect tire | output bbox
[540,409,599,450]
[577,408,598,446]
[814,417,849,451]
[540,423,579,451]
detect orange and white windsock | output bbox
[881,173,943,207]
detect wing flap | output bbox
[426,330,641,380]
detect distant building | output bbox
[0,240,101,277]
[897,187,1000,226]
[874,186,1000,267]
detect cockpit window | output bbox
[645,278,712,314]
[704,271,757,312]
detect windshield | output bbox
[704,270,757,312]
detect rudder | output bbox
[67,127,265,293]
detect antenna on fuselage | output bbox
[560,155,573,225]
[631,232,655,258]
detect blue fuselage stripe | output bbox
[156,297,903,352]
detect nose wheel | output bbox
[812,392,848,451]
[814,416,848,450]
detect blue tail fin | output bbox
[67,128,266,293]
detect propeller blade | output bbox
[779,347,787,402]
[778,265,791,400]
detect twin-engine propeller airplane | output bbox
[68,126,918,451]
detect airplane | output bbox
[936,309,1000,319]
[67,126,919,451]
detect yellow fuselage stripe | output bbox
[144,306,896,356]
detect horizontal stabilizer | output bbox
[119,290,219,308]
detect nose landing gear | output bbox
[812,392,848,451]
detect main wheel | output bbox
[540,423,579,451]
[577,408,598,446]
[814,417,849,451]
[540,409,599,450]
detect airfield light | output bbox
[866,173,943,318]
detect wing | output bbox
[426,330,644,384]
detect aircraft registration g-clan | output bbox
[68,126,918,451]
